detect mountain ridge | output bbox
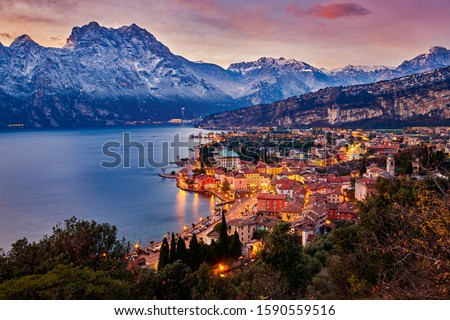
[199,66,450,129]
[1,22,450,127]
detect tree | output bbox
[158,237,170,270]
[155,261,193,299]
[169,233,177,263]
[217,211,230,259]
[188,234,201,270]
[0,264,131,299]
[260,222,313,295]
[229,230,242,259]
[348,135,354,146]
[359,157,367,176]
[325,132,333,146]
[230,262,289,299]
[0,217,129,281]
[191,263,236,299]
[176,237,188,264]
[221,179,230,192]
[326,177,450,299]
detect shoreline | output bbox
[137,173,242,268]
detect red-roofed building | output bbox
[194,174,216,190]
[327,202,356,222]
[257,193,287,213]
[255,162,267,174]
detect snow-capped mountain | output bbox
[200,67,450,129]
[0,22,449,127]
[228,57,338,105]
[396,46,450,74]
[327,65,395,85]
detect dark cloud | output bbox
[0,32,12,39]
[287,2,371,20]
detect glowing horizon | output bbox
[0,0,449,69]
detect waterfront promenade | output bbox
[135,174,257,269]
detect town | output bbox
[136,126,450,270]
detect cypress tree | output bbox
[188,233,201,270]
[169,233,177,263]
[218,211,230,258]
[359,157,367,176]
[229,230,242,259]
[158,237,170,270]
[177,236,188,263]
[210,239,219,264]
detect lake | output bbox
[0,125,217,250]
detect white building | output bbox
[215,150,240,170]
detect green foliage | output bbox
[192,168,206,175]
[133,261,193,299]
[158,237,170,270]
[260,222,312,295]
[0,264,131,299]
[169,233,177,263]
[221,179,231,191]
[213,222,222,233]
[218,212,230,259]
[176,237,188,263]
[155,261,193,299]
[348,135,354,146]
[230,262,289,299]
[319,176,450,299]
[229,230,242,259]
[0,217,129,281]
[252,229,269,240]
[359,157,367,176]
[191,263,235,299]
[188,234,201,270]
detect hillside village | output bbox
[172,126,450,250]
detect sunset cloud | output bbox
[286,2,371,20]
[0,0,448,69]
[0,32,12,39]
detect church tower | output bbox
[387,154,395,177]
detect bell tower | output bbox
[387,154,395,177]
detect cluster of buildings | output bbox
[182,126,450,248]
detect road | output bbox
[138,191,258,269]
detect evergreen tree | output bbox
[218,211,229,258]
[188,234,201,270]
[209,239,219,264]
[359,157,367,176]
[176,237,188,263]
[405,161,413,175]
[229,230,242,259]
[158,237,170,271]
[261,222,312,294]
[169,233,177,263]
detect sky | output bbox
[0,0,449,69]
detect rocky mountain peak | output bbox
[427,46,448,55]
[9,34,39,49]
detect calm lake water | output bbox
[0,125,217,250]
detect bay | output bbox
[0,125,217,250]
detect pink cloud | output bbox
[0,32,13,39]
[287,2,371,20]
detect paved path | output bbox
[138,192,258,269]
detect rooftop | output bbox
[257,193,287,200]
[217,150,239,158]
